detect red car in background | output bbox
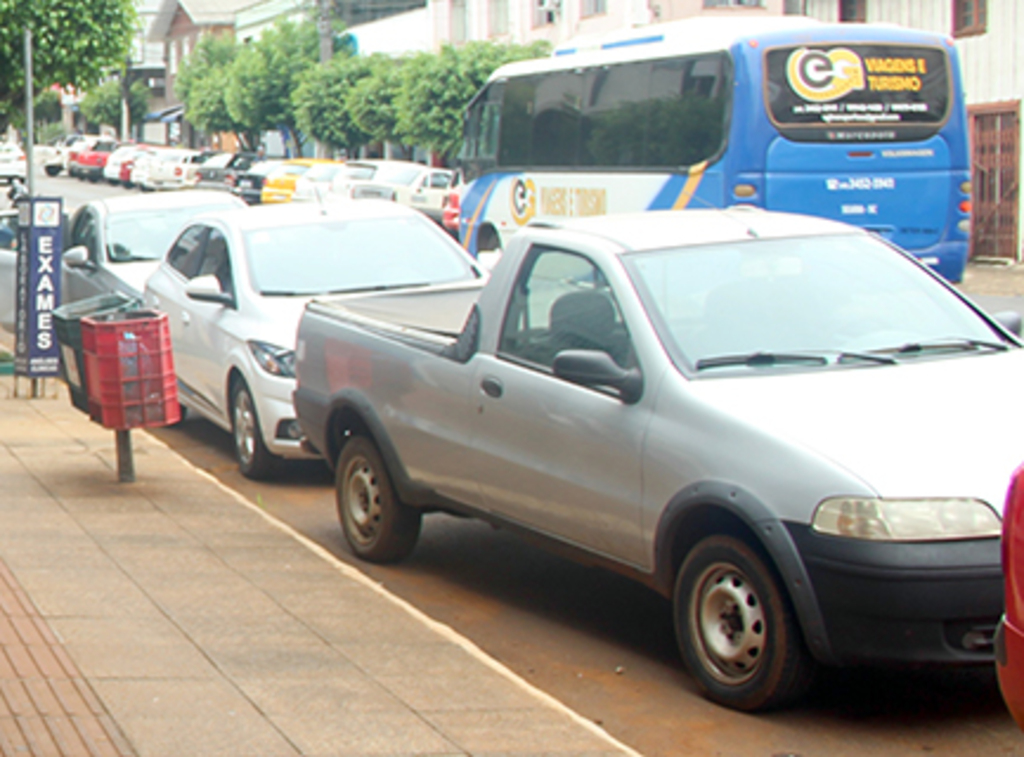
[69,138,118,181]
[998,465,1024,729]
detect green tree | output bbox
[395,40,548,161]
[225,20,319,153]
[293,53,376,153]
[33,89,61,124]
[0,0,136,128]
[347,55,404,147]
[79,79,148,133]
[176,33,257,147]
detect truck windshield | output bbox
[624,233,1011,372]
[243,215,479,296]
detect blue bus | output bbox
[457,16,972,281]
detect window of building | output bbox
[582,0,607,16]
[533,0,557,27]
[490,0,509,35]
[953,0,986,37]
[702,0,766,7]
[839,0,866,21]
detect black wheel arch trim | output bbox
[654,480,838,666]
[314,387,435,508]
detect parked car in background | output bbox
[62,190,246,305]
[998,465,1024,730]
[134,148,201,191]
[31,135,79,177]
[0,143,26,184]
[69,138,118,181]
[232,160,282,205]
[260,159,335,204]
[291,161,347,202]
[327,159,454,225]
[119,145,158,189]
[0,209,19,332]
[194,151,258,192]
[103,144,141,185]
[144,200,483,480]
[294,207,1024,712]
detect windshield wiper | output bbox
[695,352,828,371]
[836,351,898,365]
[326,282,430,295]
[886,338,1010,356]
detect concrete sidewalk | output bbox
[0,377,636,757]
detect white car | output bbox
[0,143,27,184]
[103,144,145,185]
[290,162,347,202]
[133,148,200,191]
[144,200,484,479]
[62,191,247,306]
[328,160,454,224]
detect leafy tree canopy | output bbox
[396,40,549,161]
[79,79,149,134]
[293,53,375,153]
[0,0,136,126]
[225,20,319,152]
[346,55,403,147]
[176,33,257,148]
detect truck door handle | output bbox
[481,377,503,398]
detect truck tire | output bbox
[336,436,421,564]
[674,535,815,712]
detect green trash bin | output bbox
[54,292,142,413]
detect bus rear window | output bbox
[764,44,950,142]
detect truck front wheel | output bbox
[336,437,421,563]
[674,535,815,712]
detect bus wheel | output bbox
[477,225,501,253]
[674,535,815,711]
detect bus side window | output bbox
[500,77,536,166]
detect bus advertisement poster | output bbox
[14,197,63,378]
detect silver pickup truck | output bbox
[293,208,1024,712]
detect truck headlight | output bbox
[248,340,296,378]
[811,497,1001,541]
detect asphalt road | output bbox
[28,171,1024,757]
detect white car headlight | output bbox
[811,497,1001,541]
[248,340,296,378]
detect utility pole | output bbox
[121,56,132,141]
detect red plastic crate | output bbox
[80,310,180,430]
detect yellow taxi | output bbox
[260,158,339,204]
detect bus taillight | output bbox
[959,200,972,214]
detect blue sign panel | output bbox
[14,197,63,378]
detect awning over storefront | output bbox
[144,105,184,123]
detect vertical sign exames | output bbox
[14,197,63,378]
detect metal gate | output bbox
[970,102,1020,261]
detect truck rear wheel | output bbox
[336,436,421,563]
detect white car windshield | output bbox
[626,233,1013,371]
[244,216,479,295]
[105,203,241,262]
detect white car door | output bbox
[147,225,214,418]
